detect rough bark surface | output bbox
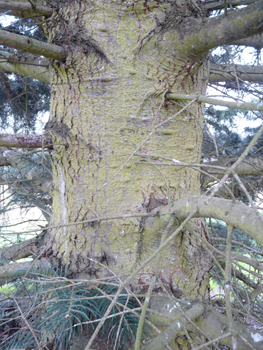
[43,0,212,301]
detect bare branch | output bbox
[0,259,50,280]
[204,0,257,11]
[0,1,53,17]
[183,2,263,56]
[219,260,258,289]
[159,195,263,247]
[166,93,263,111]
[210,63,263,84]
[0,50,50,83]
[203,157,263,182]
[0,134,52,148]
[194,309,263,350]
[231,34,263,49]
[142,302,204,350]
[0,236,41,261]
[0,29,66,61]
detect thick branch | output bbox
[231,34,263,49]
[148,296,263,350]
[142,302,204,350]
[0,260,50,281]
[0,51,50,83]
[166,93,263,111]
[159,195,263,246]
[0,134,52,149]
[218,254,263,273]
[0,1,53,17]
[0,236,41,261]
[202,157,263,188]
[205,157,263,176]
[183,1,263,56]
[0,29,66,61]
[209,63,263,84]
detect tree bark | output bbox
[44,0,212,302]
[1,1,263,349]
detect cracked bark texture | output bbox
[44,0,213,301]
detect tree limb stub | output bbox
[0,1,53,17]
[0,134,52,148]
[0,29,66,61]
[166,92,263,111]
[159,195,263,247]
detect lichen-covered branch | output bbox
[142,302,204,350]
[209,63,263,84]
[0,260,50,281]
[166,93,263,111]
[0,1,53,18]
[0,134,52,149]
[183,1,263,56]
[0,51,50,83]
[0,29,66,61]
[159,195,263,246]
[148,296,263,350]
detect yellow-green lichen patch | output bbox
[162,129,174,135]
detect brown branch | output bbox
[0,236,42,262]
[219,260,258,289]
[0,1,53,17]
[0,134,52,148]
[209,63,263,84]
[0,29,66,61]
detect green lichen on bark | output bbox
[45,0,211,300]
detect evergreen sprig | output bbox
[2,266,148,350]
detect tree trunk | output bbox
[45,1,212,301]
